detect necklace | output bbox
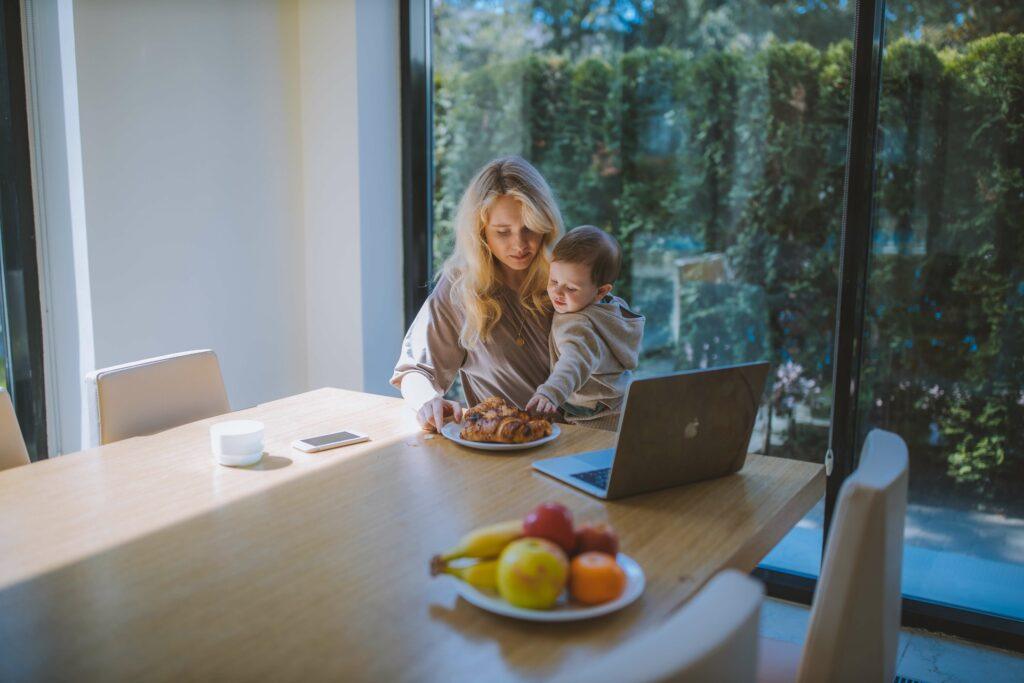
[511,311,527,347]
[500,286,528,346]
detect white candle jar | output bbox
[210,420,265,467]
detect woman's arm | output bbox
[391,277,468,430]
[400,373,463,432]
[399,372,442,411]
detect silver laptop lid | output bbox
[605,362,769,499]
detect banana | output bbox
[431,559,499,591]
[433,519,524,563]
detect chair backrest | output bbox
[552,570,764,683]
[85,350,231,445]
[0,390,30,471]
[798,429,909,683]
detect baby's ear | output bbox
[596,284,613,299]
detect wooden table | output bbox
[0,388,823,682]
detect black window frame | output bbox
[400,0,432,329]
[400,0,1024,652]
[0,0,47,460]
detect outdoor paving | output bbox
[761,499,1024,621]
[760,598,1024,683]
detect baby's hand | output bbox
[526,394,558,417]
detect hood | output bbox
[577,295,645,370]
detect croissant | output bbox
[460,397,553,444]
[463,396,522,421]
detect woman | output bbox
[391,156,563,431]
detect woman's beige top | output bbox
[391,275,552,409]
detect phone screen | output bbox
[301,431,361,448]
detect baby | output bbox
[526,226,645,428]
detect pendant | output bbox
[516,337,526,347]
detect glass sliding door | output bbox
[0,265,10,392]
[0,0,47,458]
[430,0,857,578]
[406,0,1024,644]
[858,9,1024,622]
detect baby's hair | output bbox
[551,226,622,286]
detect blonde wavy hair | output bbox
[442,156,563,349]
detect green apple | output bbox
[496,537,569,609]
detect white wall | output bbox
[354,0,403,396]
[298,0,403,396]
[298,0,363,392]
[28,0,403,453]
[73,0,308,418]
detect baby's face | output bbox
[548,261,604,314]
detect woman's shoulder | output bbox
[429,271,458,304]
[424,272,468,324]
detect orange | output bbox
[570,552,626,605]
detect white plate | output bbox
[451,553,644,622]
[440,421,561,451]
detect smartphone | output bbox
[292,430,370,453]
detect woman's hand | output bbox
[417,397,464,433]
[526,394,558,418]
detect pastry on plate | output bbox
[460,396,553,444]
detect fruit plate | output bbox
[440,421,561,451]
[451,554,644,622]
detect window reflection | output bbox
[861,24,1024,619]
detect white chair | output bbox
[552,569,764,683]
[759,429,909,683]
[85,349,231,445]
[0,389,30,471]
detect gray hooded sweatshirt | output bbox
[535,295,645,420]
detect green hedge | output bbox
[433,34,1024,495]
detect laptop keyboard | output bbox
[571,467,611,490]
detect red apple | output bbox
[523,502,575,554]
[574,522,619,557]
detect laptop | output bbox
[531,361,769,500]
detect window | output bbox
[0,1,47,458]
[425,0,858,580]
[859,14,1024,622]
[404,0,1024,645]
